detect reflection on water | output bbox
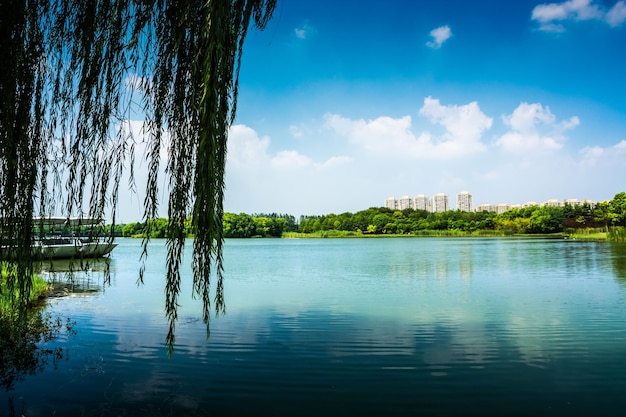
[0,309,73,392]
[611,242,626,283]
[2,238,626,416]
[36,257,113,296]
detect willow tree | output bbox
[0,0,277,346]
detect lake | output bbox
[3,237,626,416]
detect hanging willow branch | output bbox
[0,0,277,349]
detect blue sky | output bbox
[121,0,626,221]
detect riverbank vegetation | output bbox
[113,192,626,242]
[296,194,625,241]
[0,263,48,313]
[117,213,298,239]
[1,263,73,391]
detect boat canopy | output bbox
[32,217,105,227]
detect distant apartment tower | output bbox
[413,194,432,212]
[456,191,473,212]
[475,203,493,212]
[581,199,596,207]
[543,199,562,207]
[494,203,510,214]
[384,197,396,210]
[433,193,449,213]
[565,198,581,206]
[397,195,412,210]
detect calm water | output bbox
[3,237,626,416]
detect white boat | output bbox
[32,216,117,259]
[32,236,117,259]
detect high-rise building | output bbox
[543,199,562,207]
[565,198,581,206]
[494,203,510,214]
[433,193,449,213]
[384,197,396,210]
[413,194,432,212]
[475,203,493,212]
[397,195,412,210]
[456,191,473,212]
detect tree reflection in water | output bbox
[611,242,626,284]
[0,310,74,392]
[1,258,102,395]
[37,257,112,295]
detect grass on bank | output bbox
[565,231,608,240]
[284,227,625,241]
[284,229,520,238]
[1,263,49,315]
[1,263,73,391]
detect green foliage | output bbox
[608,227,626,242]
[1,0,277,350]
[113,193,626,241]
[1,263,48,313]
[528,206,565,234]
[116,213,298,239]
[295,193,625,238]
[223,213,297,238]
[609,192,626,226]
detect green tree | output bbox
[609,192,626,226]
[529,206,565,234]
[0,0,277,349]
[372,213,391,233]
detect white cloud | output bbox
[579,139,626,166]
[532,0,626,31]
[227,124,350,172]
[124,73,149,91]
[227,124,271,169]
[503,102,556,133]
[324,113,418,155]
[271,150,313,169]
[325,97,491,159]
[289,125,303,138]
[220,101,624,216]
[224,124,353,215]
[419,97,493,146]
[496,103,579,152]
[322,156,353,168]
[607,1,626,26]
[579,145,605,166]
[295,28,307,39]
[426,25,452,49]
[270,151,352,170]
[294,22,316,40]
[106,119,172,222]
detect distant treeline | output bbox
[298,192,626,236]
[113,192,626,239]
[116,213,298,238]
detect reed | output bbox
[608,227,626,242]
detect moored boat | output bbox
[31,217,117,259]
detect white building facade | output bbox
[413,194,432,212]
[433,193,449,213]
[397,195,412,210]
[456,191,473,212]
